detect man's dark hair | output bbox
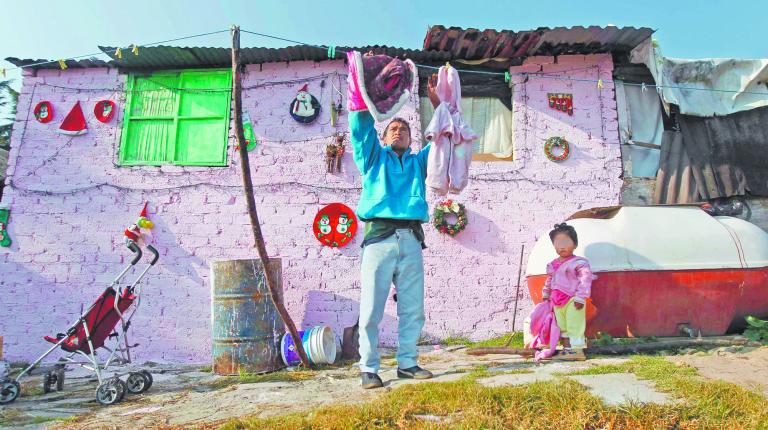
[382,117,411,140]
[549,223,578,246]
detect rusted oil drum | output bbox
[211,258,285,375]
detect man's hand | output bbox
[427,73,440,109]
[574,302,585,310]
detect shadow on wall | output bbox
[300,290,407,349]
[146,214,206,285]
[453,209,507,255]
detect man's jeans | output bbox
[358,229,425,373]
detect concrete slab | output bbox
[567,373,673,406]
[477,373,556,387]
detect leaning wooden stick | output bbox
[231,25,311,368]
[506,244,525,347]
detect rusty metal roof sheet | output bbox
[423,25,655,60]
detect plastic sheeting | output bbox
[631,38,768,117]
[615,81,663,177]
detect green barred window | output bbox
[119,69,232,166]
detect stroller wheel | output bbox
[140,370,153,390]
[43,372,54,394]
[126,372,150,394]
[0,380,21,404]
[56,369,65,391]
[96,378,126,406]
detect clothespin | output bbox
[327,45,336,60]
[504,71,510,83]
[641,83,647,93]
[131,44,139,56]
[656,84,663,94]
[445,61,451,70]
[597,79,604,90]
[115,47,123,59]
[1,68,5,78]
[58,59,67,70]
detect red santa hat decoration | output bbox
[58,101,88,135]
[124,202,155,245]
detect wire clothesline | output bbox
[5,27,768,96]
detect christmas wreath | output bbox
[433,199,468,237]
[544,136,570,162]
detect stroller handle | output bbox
[146,244,159,265]
[127,241,143,265]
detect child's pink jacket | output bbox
[541,256,596,305]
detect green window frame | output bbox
[119,69,232,166]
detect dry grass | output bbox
[221,355,768,430]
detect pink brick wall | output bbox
[0,55,621,363]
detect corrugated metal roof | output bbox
[6,25,653,70]
[5,45,453,71]
[423,25,654,60]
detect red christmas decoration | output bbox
[547,93,573,116]
[312,203,358,248]
[33,101,54,123]
[58,101,88,135]
[94,100,116,123]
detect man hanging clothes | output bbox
[346,50,442,389]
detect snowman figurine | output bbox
[336,213,353,242]
[317,214,332,243]
[292,84,316,118]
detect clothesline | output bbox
[5,27,768,96]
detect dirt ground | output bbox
[1,344,765,429]
[669,346,768,395]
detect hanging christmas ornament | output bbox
[544,136,570,162]
[33,101,54,123]
[312,203,357,248]
[432,199,468,237]
[325,134,346,173]
[235,112,257,151]
[123,202,154,246]
[93,100,116,123]
[547,93,573,116]
[0,204,12,247]
[58,101,88,136]
[289,84,321,124]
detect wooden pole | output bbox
[231,25,311,368]
[508,244,525,346]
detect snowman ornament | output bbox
[336,213,353,244]
[289,84,321,124]
[317,215,332,244]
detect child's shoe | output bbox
[554,349,587,361]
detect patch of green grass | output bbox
[0,409,63,427]
[439,332,525,349]
[199,365,212,373]
[221,355,768,429]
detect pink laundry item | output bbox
[526,300,561,361]
[542,256,596,305]
[345,51,416,122]
[425,65,478,195]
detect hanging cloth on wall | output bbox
[424,65,478,195]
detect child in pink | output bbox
[541,223,596,361]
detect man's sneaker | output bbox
[397,366,433,380]
[361,372,383,389]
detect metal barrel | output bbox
[211,258,285,375]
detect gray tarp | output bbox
[654,106,768,203]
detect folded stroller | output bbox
[0,241,159,406]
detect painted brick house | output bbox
[0,26,652,362]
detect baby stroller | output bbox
[0,240,159,406]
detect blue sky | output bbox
[0,0,765,96]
